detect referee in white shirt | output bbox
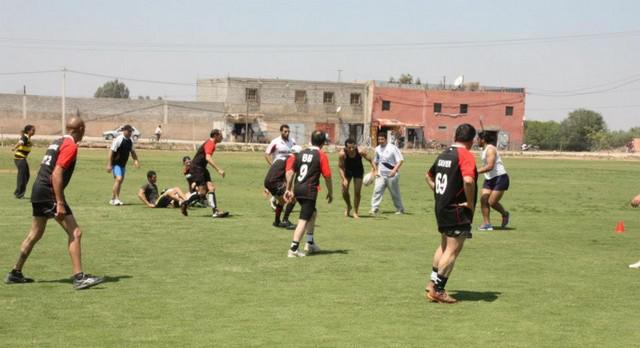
[371,132,405,215]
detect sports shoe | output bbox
[629,260,640,269]
[73,273,104,290]
[287,249,306,258]
[114,199,124,206]
[279,220,296,230]
[180,200,189,216]
[109,199,115,205]
[426,290,457,304]
[369,208,380,216]
[395,210,404,215]
[303,242,321,254]
[5,270,34,284]
[478,224,494,231]
[426,281,435,296]
[501,212,510,228]
[212,211,230,218]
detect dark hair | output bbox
[23,124,35,133]
[182,156,191,163]
[311,131,327,146]
[210,129,221,137]
[280,124,290,131]
[478,130,498,146]
[454,123,477,143]
[377,132,387,139]
[147,170,157,179]
[344,138,356,146]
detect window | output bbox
[245,88,258,103]
[438,125,447,130]
[382,100,391,111]
[295,90,307,104]
[460,104,468,114]
[505,106,514,116]
[350,93,361,105]
[323,91,335,104]
[434,103,442,113]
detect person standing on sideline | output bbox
[338,138,375,218]
[477,131,510,230]
[154,124,162,142]
[629,194,640,269]
[5,117,104,290]
[425,123,478,304]
[106,125,140,205]
[284,131,333,257]
[265,124,297,226]
[181,129,229,218]
[370,132,405,215]
[11,124,35,199]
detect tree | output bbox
[524,120,561,150]
[398,73,413,84]
[94,79,130,99]
[559,109,607,151]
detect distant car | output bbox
[103,126,141,141]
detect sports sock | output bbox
[207,192,217,211]
[275,204,283,224]
[306,234,314,244]
[290,241,300,251]
[185,192,200,205]
[430,267,438,282]
[283,202,295,221]
[434,274,448,292]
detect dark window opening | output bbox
[382,100,391,111]
[506,106,514,116]
[350,93,361,105]
[323,92,335,104]
[434,103,442,113]
[460,104,468,114]
[245,88,259,103]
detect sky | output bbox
[1,0,639,130]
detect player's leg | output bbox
[288,199,313,257]
[273,195,285,227]
[207,181,228,217]
[488,190,506,216]
[352,178,363,218]
[6,216,48,283]
[303,209,320,254]
[281,200,296,229]
[56,214,104,289]
[388,174,404,213]
[111,165,125,204]
[370,176,387,214]
[431,234,466,303]
[341,177,352,217]
[426,234,447,297]
[480,188,492,227]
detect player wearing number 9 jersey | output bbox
[424,123,477,304]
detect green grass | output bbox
[1,148,639,347]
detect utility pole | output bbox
[22,85,27,120]
[245,101,249,144]
[61,67,67,134]
[442,75,446,89]
[337,69,343,82]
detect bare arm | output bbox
[106,151,113,172]
[463,176,476,212]
[206,154,225,178]
[264,153,273,165]
[137,188,155,208]
[338,151,347,187]
[324,175,333,203]
[389,160,404,177]
[11,139,23,152]
[51,166,67,218]
[478,147,496,174]
[361,150,377,174]
[284,169,295,203]
[131,150,140,168]
[425,172,435,191]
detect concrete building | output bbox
[197,77,370,145]
[370,81,526,149]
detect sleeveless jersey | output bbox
[14,133,33,159]
[428,145,478,228]
[31,136,78,203]
[192,138,216,169]
[344,148,364,177]
[481,144,507,180]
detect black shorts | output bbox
[297,198,317,221]
[32,201,73,218]
[155,193,174,208]
[438,224,472,239]
[266,182,286,197]
[190,166,211,187]
[483,174,510,191]
[345,169,364,179]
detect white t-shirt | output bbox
[481,144,507,179]
[265,136,296,162]
[374,143,403,177]
[155,127,162,135]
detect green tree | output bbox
[94,79,130,99]
[559,109,607,151]
[524,120,561,150]
[398,73,413,84]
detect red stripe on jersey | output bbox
[56,137,78,169]
[319,151,331,178]
[285,154,296,172]
[456,147,477,179]
[204,139,216,156]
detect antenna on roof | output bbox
[454,75,464,89]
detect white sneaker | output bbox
[304,243,321,254]
[369,209,380,216]
[395,210,404,215]
[287,249,306,258]
[629,261,640,269]
[114,199,124,206]
[109,199,115,205]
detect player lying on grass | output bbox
[138,170,189,213]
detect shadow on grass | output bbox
[38,275,132,284]
[450,290,501,302]
[492,227,516,231]
[308,249,350,256]
[380,211,413,216]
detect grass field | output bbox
[1,147,639,347]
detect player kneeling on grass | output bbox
[284,131,333,257]
[138,170,189,211]
[425,123,478,304]
[264,145,302,229]
[5,117,103,290]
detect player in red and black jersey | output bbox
[425,123,478,304]
[5,117,104,290]
[264,146,300,229]
[181,129,229,218]
[283,131,333,257]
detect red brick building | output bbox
[370,82,526,150]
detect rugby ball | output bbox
[363,172,375,186]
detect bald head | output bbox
[66,117,85,142]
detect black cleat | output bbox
[5,270,34,284]
[279,220,296,230]
[273,221,282,228]
[212,211,230,218]
[180,200,189,216]
[73,274,104,290]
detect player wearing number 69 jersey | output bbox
[424,123,478,304]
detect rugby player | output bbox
[106,124,140,205]
[264,145,301,229]
[338,138,375,218]
[138,170,189,211]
